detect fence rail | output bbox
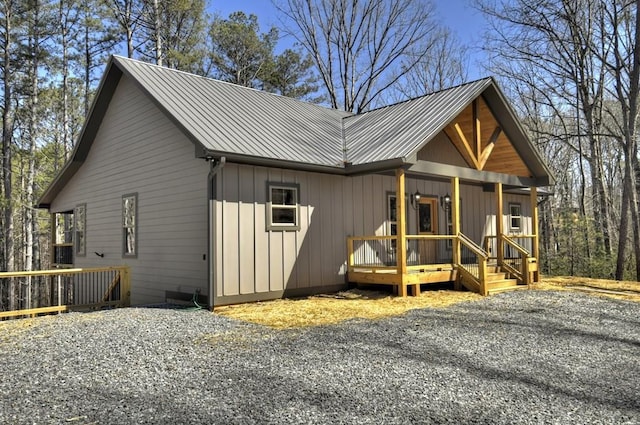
[0,266,131,320]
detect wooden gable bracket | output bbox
[445,99,502,171]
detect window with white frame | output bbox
[387,193,398,237]
[387,192,409,237]
[74,204,86,256]
[509,203,522,232]
[122,193,137,257]
[267,183,299,231]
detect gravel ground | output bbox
[0,290,638,425]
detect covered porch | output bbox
[346,170,540,296]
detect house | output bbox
[37,55,553,308]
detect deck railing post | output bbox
[451,177,461,265]
[522,254,530,287]
[495,182,504,268]
[347,237,354,272]
[530,186,540,282]
[479,255,487,296]
[396,168,407,296]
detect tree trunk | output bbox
[616,171,629,280]
[3,2,14,275]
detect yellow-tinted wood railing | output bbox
[0,266,131,320]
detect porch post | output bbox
[495,182,504,266]
[396,168,407,296]
[530,186,540,282]
[451,177,460,265]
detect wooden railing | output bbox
[405,235,455,269]
[0,266,131,320]
[501,235,535,287]
[457,233,489,296]
[347,235,397,270]
[347,235,455,271]
[484,234,535,261]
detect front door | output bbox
[417,197,438,263]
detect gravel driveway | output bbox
[0,290,638,424]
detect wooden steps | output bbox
[457,266,527,296]
[485,269,526,295]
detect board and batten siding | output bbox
[212,166,534,303]
[49,76,209,305]
[213,165,400,303]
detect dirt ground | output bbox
[214,277,640,328]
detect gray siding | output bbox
[44,63,539,306]
[214,165,398,300]
[213,165,534,302]
[50,76,209,305]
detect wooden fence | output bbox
[0,266,130,320]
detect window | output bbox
[123,193,137,257]
[509,203,522,232]
[387,193,398,236]
[386,193,409,237]
[267,183,299,231]
[74,204,86,257]
[443,199,461,249]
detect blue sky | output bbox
[209,0,489,80]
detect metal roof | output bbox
[37,56,553,207]
[114,56,351,168]
[343,79,493,165]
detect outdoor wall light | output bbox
[411,191,422,209]
[440,193,451,210]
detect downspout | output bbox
[207,155,225,310]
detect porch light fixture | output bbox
[440,193,451,210]
[411,191,421,209]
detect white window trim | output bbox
[267,183,300,231]
[509,202,522,232]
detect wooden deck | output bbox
[348,264,457,296]
[347,233,538,297]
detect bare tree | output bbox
[602,0,640,279]
[393,27,468,99]
[477,0,616,275]
[276,0,441,112]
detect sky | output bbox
[209,0,489,80]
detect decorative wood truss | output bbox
[443,97,533,177]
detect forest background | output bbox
[0,0,639,282]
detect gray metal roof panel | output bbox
[343,79,493,165]
[113,56,351,168]
[38,58,553,209]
